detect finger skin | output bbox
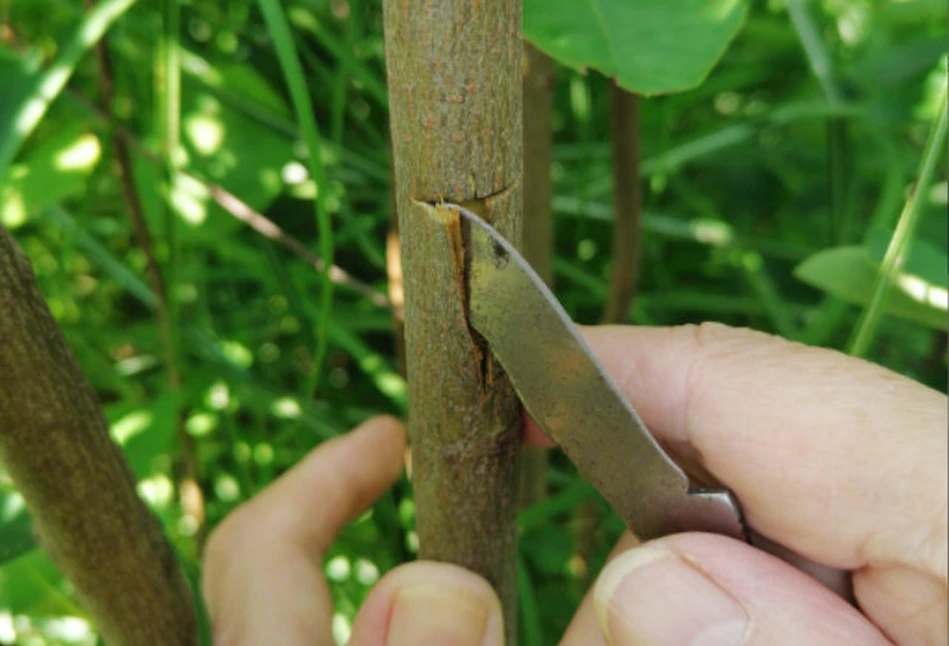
[589,534,892,646]
[561,532,639,646]
[202,416,406,646]
[530,323,946,644]
[349,561,503,646]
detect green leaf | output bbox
[0,484,34,566]
[520,526,574,576]
[866,229,948,290]
[524,0,748,94]
[106,391,182,480]
[1,126,101,228]
[0,0,136,177]
[258,0,335,393]
[0,549,76,618]
[0,48,41,127]
[130,68,292,240]
[794,246,947,331]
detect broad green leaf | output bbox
[524,0,748,94]
[866,229,948,290]
[0,549,74,618]
[180,48,291,119]
[106,391,182,480]
[1,126,101,228]
[794,246,947,331]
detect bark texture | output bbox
[0,228,197,646]
[604,84,642,324]
[519,42,555,507]
[383,1,523,640]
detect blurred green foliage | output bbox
[0,0,945,644]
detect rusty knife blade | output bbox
[456,204,746,541]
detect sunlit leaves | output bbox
[1,127,101,228]
[794,237,948,331]
[0,0,135,177]
[524,0,748,94]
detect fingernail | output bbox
[387,582,503,646]
[594,546,749,646]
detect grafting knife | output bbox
[453,203,748,543]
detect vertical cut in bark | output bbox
[519,42,555,507]
[0,228,197,646]
[383,1,523,640]
[604,83,643,324]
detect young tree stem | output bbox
[384,2,524,640]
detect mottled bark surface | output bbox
[519,42,555,507]
[604,84,642,324]
[383,1,523,640]
[0,228,197,646]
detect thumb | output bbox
[592,535,889,646]
[349,561,504,646]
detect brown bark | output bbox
[383,1,523,640]
[0,227,197,646]
[519,42,555,508]
[604,84,643,324]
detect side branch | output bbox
[604,84,642,324]
[0,228,197,646]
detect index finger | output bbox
[528,323,946,576]
[202,416,407,645]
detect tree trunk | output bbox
[604,84,642,324]
[383,2,523,641]
[519,42,555,507]
[0,227,197,645]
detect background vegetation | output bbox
[0,0,945,643]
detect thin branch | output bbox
[66,89,391,310]
[604,83,642,324]
[0,228,198,646]
[209,184,392,310]
[82,0,205,540]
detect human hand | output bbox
[202,415,504,645]
[203,323,947,645]
[536,323,947,645]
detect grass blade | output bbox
[848,87,948,356]
[517,554,544,646]
[257,0,334,394]
[785,0,842,106]
[0,0,136,177]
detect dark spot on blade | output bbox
[491,240,509,269]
